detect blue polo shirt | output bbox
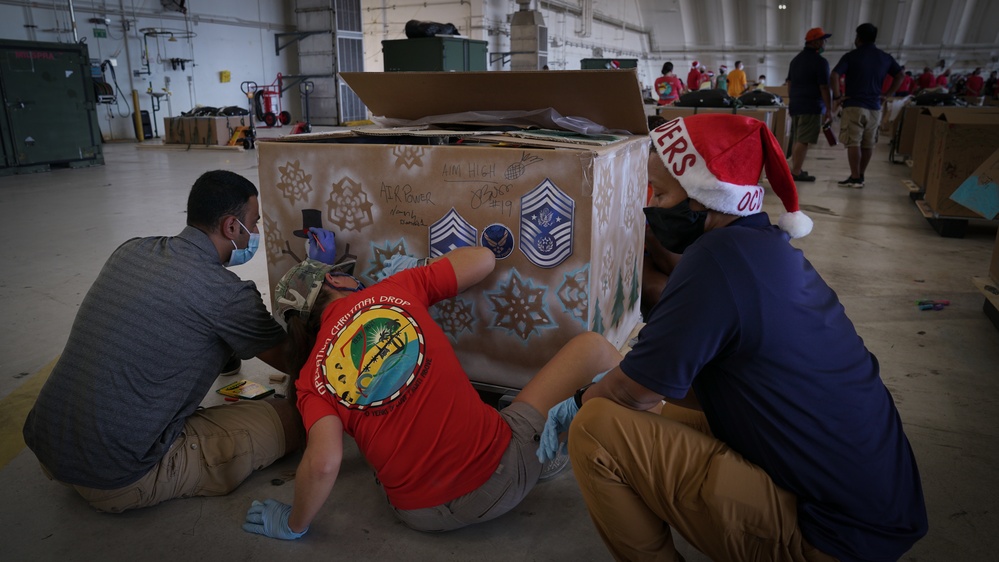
[621,213,928,562]
[786,47,830,116]
[832,43,901,110]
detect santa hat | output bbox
[649,114,813,238]
[691,60,699,68]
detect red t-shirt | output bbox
[917,72,935,90]
[936,74,948,87]
[966,75,984,96]
[655,74,683,105]
[296,260,511,510]
[687,68,702,91]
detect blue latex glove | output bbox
[536,369,610,464]
[376,254,421,281]
[242,499,308,540]
[537,396,578,464]
[307,227,337,264]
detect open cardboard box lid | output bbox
[340,70,649,135]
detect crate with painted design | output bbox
[257,71,649,391]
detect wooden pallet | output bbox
[915,199,969,238]
[972,277,999,331]
[901,178,923,201]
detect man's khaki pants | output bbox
[568,398,838,562]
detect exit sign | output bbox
[93,28,107,38]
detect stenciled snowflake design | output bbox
[327,176,374,232]
[276,160,313,203]
[599,244,615,297]
[557,265,589,327]
[593,166,613,234]
[431,296,476,342]
[393,146,427,169]
[622,246,636,292]
[364,238,409,284]
[262,213,283,263]
[487,269,554,341]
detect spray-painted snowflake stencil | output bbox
[326,176,374,232]
[263,213,284,263]
[520,178,574,268]
[431,296,476,342]
[557,265,590,327]
[393,145,427,169]
[505,152,543,180]
[593,168,614,235]
[429,208,477,258]
[276,160,313,203]
[487,268,554,340]
[599,244,615,296]
[365,238,410,283]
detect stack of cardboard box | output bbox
[163,115,251,145]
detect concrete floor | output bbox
[1,133,997,561]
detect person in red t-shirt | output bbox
[916,67,936,91]
[242,247,624,540]
[936,69,950,89]
[687,61,702,91]
[655,61,685,105]
[966,68,985,96]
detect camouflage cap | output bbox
[274,259,333,324]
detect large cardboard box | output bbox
[657,106,776,136]
[258,71,649,390]
[197,116,250,146]
[767,84,789,98]
[950,147,999,220]
[911,107,949,188]
[923,112,999,217]
[991,230,999,284]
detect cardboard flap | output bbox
[341,70,649,135]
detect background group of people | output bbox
[654,59,767,105]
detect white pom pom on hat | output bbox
[648,114,813,238]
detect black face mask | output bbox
[643,199,708,254]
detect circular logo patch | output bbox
[321,305,425,409]
[481,223,514,259]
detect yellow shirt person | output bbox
[727,62,748,97]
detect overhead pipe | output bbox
[67,0,79,42]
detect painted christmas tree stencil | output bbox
[276,160,313,203]
[431,296,476,342]
[326,176,374,232]
[557,265,590,327]
[487,269,554,340]
[591,297,605,335]
[612,271,626,328]
[629,259,640,311]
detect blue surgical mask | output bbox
[226,219,259,267]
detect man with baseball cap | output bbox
[541,114,928,561]
[785,27,833,183]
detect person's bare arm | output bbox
[287,415,344,533]
[442,246,496,293]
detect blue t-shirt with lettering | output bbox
[621,213,927,562]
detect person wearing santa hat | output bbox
[537,114,928,562]
[686,61,702,92]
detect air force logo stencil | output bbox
[429,208,477,258]
[520,178,574,268]
[481,223,514,260]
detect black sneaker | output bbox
[792,171,816,182]
[837,176,864,188]
[220,356,241,377]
